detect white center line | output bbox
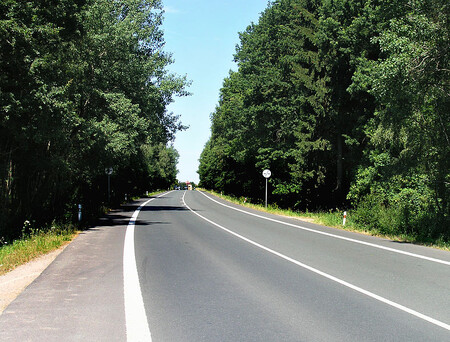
[198,191,450,266]
[183,191,450,332]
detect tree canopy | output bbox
[0,0,188,239]
[198,0,449,241]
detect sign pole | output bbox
[265,178,268,208]
[262,169,271,209]
[108,174,111,203]
[105,167,113,203]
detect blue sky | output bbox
[161,0,269,184]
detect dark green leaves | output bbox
[0,0,188,239]
[198,0,449,240]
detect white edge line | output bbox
[197,191,450,266]
[123,191,172,342]
[182,192,450,331]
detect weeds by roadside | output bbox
[0,221,77,276]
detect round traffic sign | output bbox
[262,169,271,178]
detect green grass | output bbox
[0,224,77,276]
[201,189,450,251]
[130,189,171,201]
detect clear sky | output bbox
[161,0,269,184]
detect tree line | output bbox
[0,0,188,240]
[198,0,449,241]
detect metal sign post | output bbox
[262,169,271,208]
[105,167,113,202]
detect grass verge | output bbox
[0,224,78,276]
[201,189,450,251]
[132,189,168,201]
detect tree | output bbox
[0,0,87,237]
[349,0,449,238]
[0,0,188,239]
[200,0,330,207]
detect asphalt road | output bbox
[1,190,449,341]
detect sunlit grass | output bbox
[0,224,77,276]
[131,189,170,201]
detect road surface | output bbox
[1,190,449,341]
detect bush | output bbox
[353,188,449,242]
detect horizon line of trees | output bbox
[0,0,189,240]
[198,0,449,241]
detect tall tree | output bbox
[0,0,87,236]
[349,0,449,238]
[0,0,188,239]
[201,0,330,207]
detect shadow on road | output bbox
[81,197,195,232]
[141,205,190,212]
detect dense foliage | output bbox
[198,0,449,241]
[0,0,188,239]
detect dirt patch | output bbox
[277,214,316,223]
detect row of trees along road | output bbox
[0,0,189,240]
[198,0,449,242]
